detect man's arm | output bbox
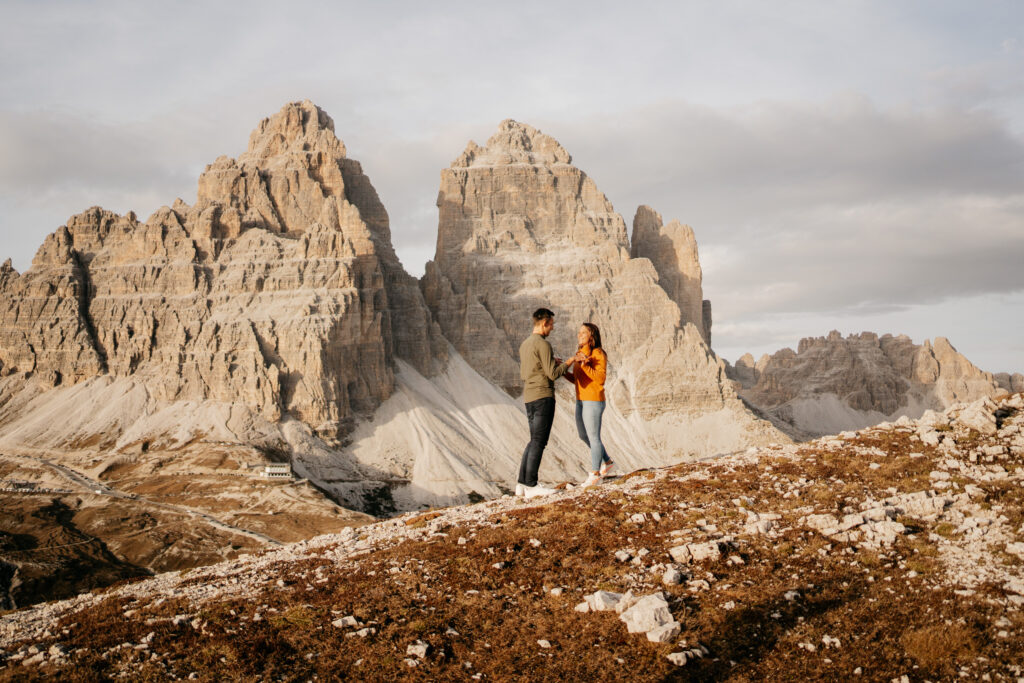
[538,340,568,380]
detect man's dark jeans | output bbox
[518,396,555,487]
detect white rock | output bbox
[667,651,689,666]
[671,541,722,563]
[332,616,359,628]
[537,639,552,648]
[614,591,639,614]
[1006,542,1024,559]
[744,519,774,535]
[585,590,623,612]
[956,398,998,435]
[669,545,692,563]
[646,621,681,643]
[407,640,430,658]
[619,592,673,634]
[663,568,684,585]
[348,627,376,638]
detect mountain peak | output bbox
[452,119,571,168]
[244,100,345,163]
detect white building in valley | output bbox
[261,463,292,479]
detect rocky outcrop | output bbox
[631,206,710,347]
[996,372,1024,394]
[0,100,446,441]
[421,119,783,456]
[728,331,1008,437]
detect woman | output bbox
[565,322,613,487]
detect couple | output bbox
[515,307,614,499]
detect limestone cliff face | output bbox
[728,331,1008,436]
[0,101,445,440]
[631,206,710,347]
[996,372,1024,394]
[421,120,783,454]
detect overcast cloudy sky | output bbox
[1,1,1022,373]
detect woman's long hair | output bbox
[581,322,602,350]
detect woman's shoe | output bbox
[599,460,614,477]
[515,483,525,497]
[582,472,601,488]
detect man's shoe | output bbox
[599,460,615,477]
[523,485,557,499]
[515,483,526,497]
[582,472,601,488]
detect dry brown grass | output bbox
[900,622,980,673]
[5,420,1024,681]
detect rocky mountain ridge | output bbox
[728,331,1017,437]
[0,101,445,441]
[0,103,783,523]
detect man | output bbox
[516,307,584,498]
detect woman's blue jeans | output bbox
[575,400,611,472]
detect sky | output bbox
[1,0,1022,374]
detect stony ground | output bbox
[1,394,1023,682]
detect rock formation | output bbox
[0,100,446,442]
[1,107,785,518]
[728,331,1010,437]
[996,372,1024,395]
[630,206,711,347]
[421,119,782,457]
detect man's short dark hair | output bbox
[532,308,555,323]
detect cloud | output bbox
[524,97,1024,320]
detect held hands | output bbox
[557,353,589,368]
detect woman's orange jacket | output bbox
[568,345,606,401]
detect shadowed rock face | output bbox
[0,101,445,441]
[421,119,783,451]
[728,331,1009,436]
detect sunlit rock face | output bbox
[728,331,1009,437]
[421,119,783,456]
[0,100,446,441]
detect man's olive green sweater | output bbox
[519,333,569,403]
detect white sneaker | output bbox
[599,460,615,477]
[582,472,601,488]
[523,485,557,499]
[515,483,525,497]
